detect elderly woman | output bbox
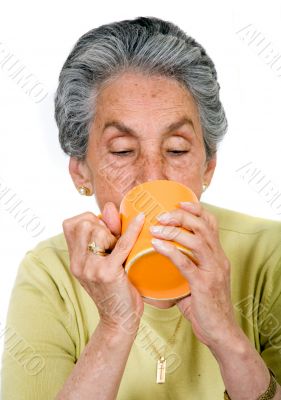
[1,16,281,400]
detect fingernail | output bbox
[156,212,171,222]
[151,238,169,249]
[135,212,145,222]
[98,218,106,227]
[179,202,195,208]
[149,225,163,234]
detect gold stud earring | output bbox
[202,183,208,192]
[78,186,92,196]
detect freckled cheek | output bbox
[95,160,138,193]
[92,170,130,208]
[166,158,205,195]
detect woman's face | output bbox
[70,71,216,211]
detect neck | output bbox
[143,298,177,309]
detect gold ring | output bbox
[87,241,107,256]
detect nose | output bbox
[137,153,168,183]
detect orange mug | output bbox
[119,179,198,300]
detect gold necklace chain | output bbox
[148,314,183,384]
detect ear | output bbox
[69,157,94,194]
[203,155,217,185]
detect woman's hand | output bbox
[63,201,145,336]
[150,202,238,348]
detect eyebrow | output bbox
[102,116,195,136]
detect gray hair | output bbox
[54,16,228,160]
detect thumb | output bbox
[109,212,145,266]
[177,295,192,320]
[101,201,121,237]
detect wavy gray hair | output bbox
[54,16,227,161]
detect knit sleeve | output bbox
[1,250,78,399]
[259,255,281,385]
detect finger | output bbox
[63,211,100,228]
[178,201,202,215]
[177,296,192,320]
[68,219,94,277]
[178,202,218,232]
[101,201,121,237]
[151,238,197,283]
[156,208,213,249]
[63,211,101,240]
[88,224,118,253]
[71,221,117,276]
[149,225,211,264]
[63,212,99,255]
[96,215,107,227]
[108,212,145,267]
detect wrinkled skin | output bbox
[64,71,236,346]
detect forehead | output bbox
[95,71,199,116]
[89,72,203,145]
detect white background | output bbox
[1,0,281,372]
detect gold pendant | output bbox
[156,356,166,384]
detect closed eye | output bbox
[111,151,133,156]
[167,150,189,155]
[111,150,189,157]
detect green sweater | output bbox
[1,203,281,399]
